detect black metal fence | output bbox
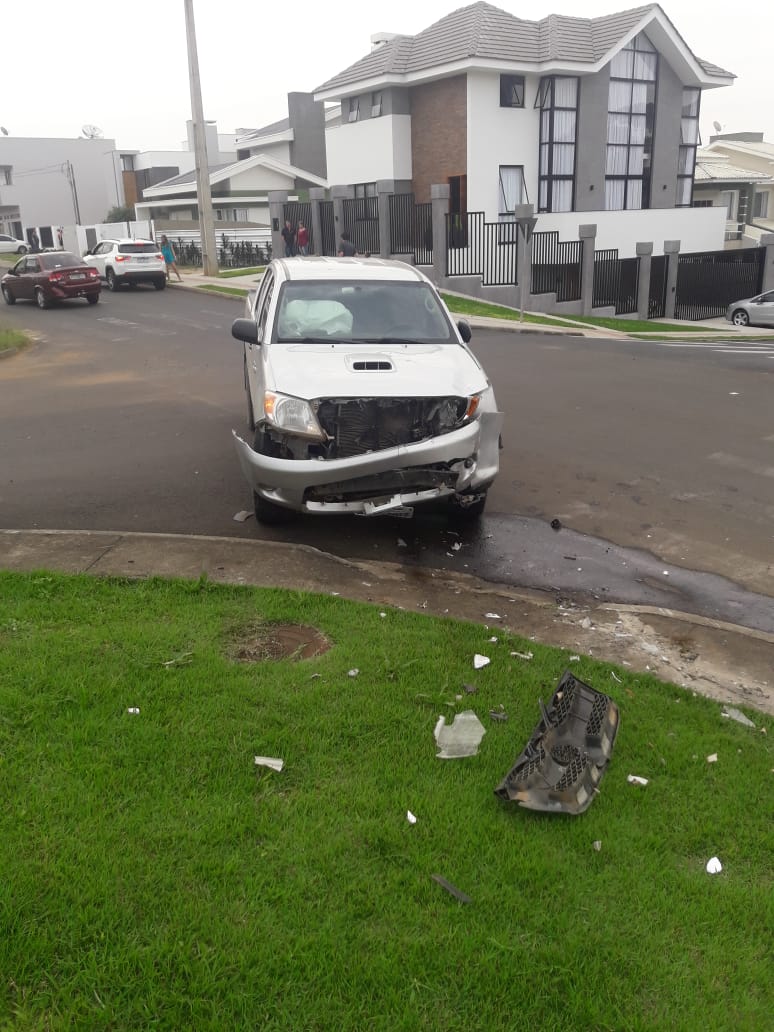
[170,234,272,269]
[445,212,518,285]
[648,254,668,319]
[389,194,433,265]
[282,201,313,254]
[592,249,639,315]
[320,200,336,256]
[674,247,765,320]
[531,231,583,302]
[342,197,380,255]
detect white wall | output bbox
[134,150,196,174]
[224,166,294,190]
[325,114,412,184]
[535,205,728,257]
[246,141,292,165]
[466,71,541,218]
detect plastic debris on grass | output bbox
[627,775,648,786]
[473,654,490,669]
[489,707,508,722]
[434,711,486,759]
[706,856,723,874]
[707,753,718,764]
[127,707,140,715]
[510,650,533,661]
[495,671,620,815]
[485,613,501,620]
[406,810,417,824]
[254,756,284,772]
[431,874,472,904]
[348,668,359,678]
[593,840,602,852]
[721,707,756,728]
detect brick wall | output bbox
[410,76,467,203]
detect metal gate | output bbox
[342,197,380,255]
[282,201,313,254]
[674,247,765,320]
[445,212,518,285]
[531,232,583,302]
[320,201,336,256]
[389,194,433,265]
[592,250,639,315]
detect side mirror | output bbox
[457,319,472,344]
[232,318,261,345]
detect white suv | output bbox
[83,238,166,291]
[230,257,503,524]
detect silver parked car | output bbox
[725,290,774,327]
[230,257,503,524]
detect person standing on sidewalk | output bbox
[296,221,309,256]
[160,235,182,282]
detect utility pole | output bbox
[65,160,81,224]
[183,0,218,276]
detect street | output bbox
[1,285,772,632]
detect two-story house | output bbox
[314,2,735,256]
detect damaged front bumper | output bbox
[233,410,503,515]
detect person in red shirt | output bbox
[297,221,309,256]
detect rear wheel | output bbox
[731,309,750,326]
[253,491,295,525]
[87,295,99,305]
[106,269,119,291]
[1,285,15,305]
[34,287,50,310]
[153,278,166,290]
[16,245,28,255]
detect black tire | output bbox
[731,309,749,327]
[106,269,120,291]
[449,489,488,522]
[1,285,15,305]
[253,490,295,525]
[34,287,50,310]
[153,278,166,290]
[16,245,28,255]
[87,295,99,305]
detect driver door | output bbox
[16,256,42,300]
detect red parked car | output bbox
[1,251,101,309]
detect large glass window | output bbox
[604,32,657,211]
[498,166,525,219]
[537,76,579,213]
[677,88,701,207]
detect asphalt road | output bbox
[1,284,772,632]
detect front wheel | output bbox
[731,309,750,326]
[106,269,119,291]
[34,287,50,310]
[253,491,295,525]
[1,285,15,305]
[16,245,28,255]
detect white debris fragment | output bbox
[232,509,254,522]
[489,636,498,643]
[361,581,372,587]
[379,612,387,618]
[611,672,622,683]
[254,756,284,772]
[721,707,756,728]
[473,654,490,669]
[581,617,592,629]
[452,542,462,551]
[127,707,140,714]
[569,655,580,662]
[406,810,417,824]
[510,650,533,661]
[706,856,723,874]
[485,613,502,620]
[627,775,649,786]
[348,668,359,678]
[397,538,408,548]
[662,570,669,576]
[434,711,486,759]
[592,840,602,852]
[707,753,718,763]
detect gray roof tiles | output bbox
[315,1,732,92]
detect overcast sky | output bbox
[1,0,770,152]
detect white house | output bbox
[698,133,774,241]
[314,1,735,256]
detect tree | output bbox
[105,205,135,223]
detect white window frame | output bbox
[347,97,360,123]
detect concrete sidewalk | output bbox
[1,528,771,716]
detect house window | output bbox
[347,97,360,123]
[536,76,578,213]
[120,155,135,172]
[371,91,383,117]
[500,75,525,108]
[604,31,658,211]
[353,182,377,198]
[753,191,769,219]
[1,166,12,186]
[498,166,525,218]
[677,88,701,207]
[691,199,712,208]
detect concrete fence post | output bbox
[268,191,289,259]
[513,203,535,309]
[760,232,774,292]
[579,224,597,315]
[330,185,354,250]
[430,184,450,287]
[376,180,396,258]
[663,240,681,319]
[308,187,326,256]
[636,241,653,320]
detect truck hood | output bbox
[264,341,489,400]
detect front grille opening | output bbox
[316,396,468,458]
[352,361,393,371]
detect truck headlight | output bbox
[263,391,325,440]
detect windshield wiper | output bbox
[279,336,373,345]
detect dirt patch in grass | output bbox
[230,622,331,662]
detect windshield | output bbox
[274,280,455,343]
[118,242,159,254]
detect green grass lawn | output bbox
[0,572,771,1030]
[0,326,28,355]
[197,283,249,298]
[440,292,572,327]
[568,315,725,333]
[218,266,265,279]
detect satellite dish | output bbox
[0,127,8,136]
[81,124,104,139]
[713,121,722,133]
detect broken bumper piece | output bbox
[495,671,620,815]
